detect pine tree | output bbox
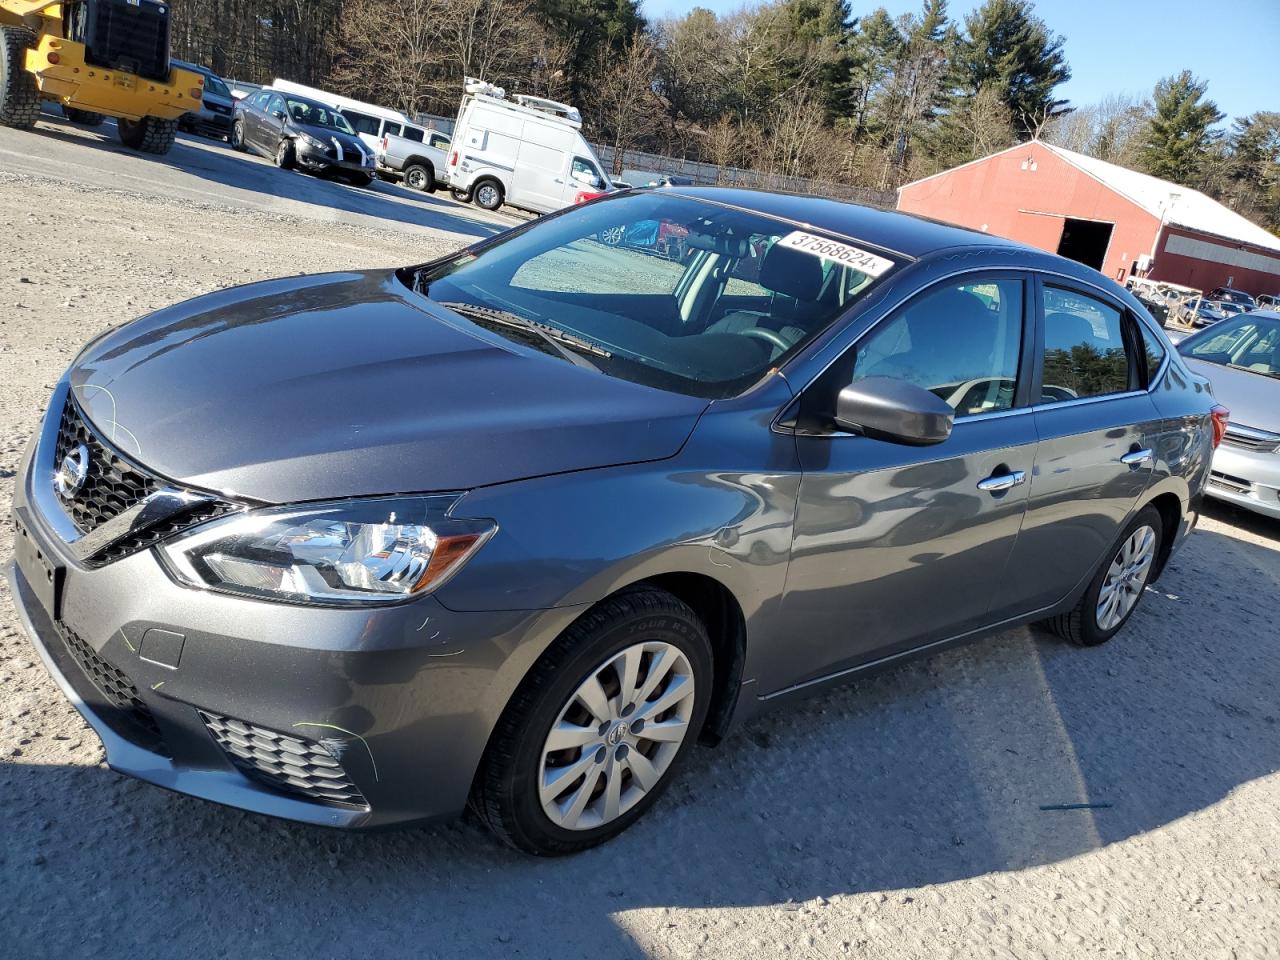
[1137,71,1224,186]
[955,0,1070,138]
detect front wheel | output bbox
[471,588,712,855]
[1041,505,1164,646]
[274,138,295,170]
[0,25,40,130]
[117,116,177,155]
[347,173,373,187]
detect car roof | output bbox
[665,186,1024,260]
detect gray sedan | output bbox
[9,189,1220,854]
[1178,310,1280,518]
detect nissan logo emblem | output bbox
[55,442,90,500]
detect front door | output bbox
[771,274,1038,693]
[997,279,1159,617]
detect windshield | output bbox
[407,193,896,398]
[1180,313,1280,378]
[203,73,230,98]
[286,98,355,135]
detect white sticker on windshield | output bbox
[778,231,895,277]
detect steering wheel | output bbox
[738,327,792,356]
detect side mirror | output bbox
[271,109,285,120]
[571,168,598,187]
[834,376,954,446]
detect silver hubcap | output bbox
[477,185,498,207]
[1096,524,1156,631]
[539,641,695,831]
[408,170,424,188]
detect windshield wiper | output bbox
[437,301,612,369]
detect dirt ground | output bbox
[1,160,1278,960]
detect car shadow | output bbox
[3,516,1277,958]
[26,109,505,242]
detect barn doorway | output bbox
[1056,218,1114,271]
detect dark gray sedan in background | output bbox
[9,189,1222,854]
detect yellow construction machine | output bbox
[0,0,204,154]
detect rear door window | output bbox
[1039,286,1135,403]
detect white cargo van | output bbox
[270,79,428,155]
[447,79,611,214]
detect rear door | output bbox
[996,277,1160,618]
[771,272,1038,692]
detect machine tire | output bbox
[404,162,434,193]
[451,186,473,203]
[0,25,40,131]
[473,178,504,211]
[117,116,177,155]
[274,137,295,170]
[64,107,105,127]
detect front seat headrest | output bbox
[760,244,824,301]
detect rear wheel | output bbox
[117,116,177,155]
[230,119,247,151]
[473,178,504,211]
[471,588,712,855]
[274,138,295,170]
[1041,506,1163,646]
[450,186,473,203]
[0,26,40,130]
[64,106,105,127]
[404,162,434,192]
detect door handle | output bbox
[1120,448,1153,466]
[977,470,1026,492]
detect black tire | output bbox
[1040,505,1164,647]
[472,178,504,211]
[117,116,177,155]
[0,25,40,130]
[450,186,473,203]
[274,138,295,170]
[64,106,105,127]
[347,173,373,187]
[471,588,713,855]
[404,162,434,193]
[230,119,247,151]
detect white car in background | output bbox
[1177,310,1280,519]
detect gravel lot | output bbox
[1,132,1278,960]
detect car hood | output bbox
[68,271,708,503]
[1183,357,1280,432]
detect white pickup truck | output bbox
[376,129,452,193]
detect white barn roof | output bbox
[1038,142,1280,253]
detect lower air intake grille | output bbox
[200,712,368,807]
[55,622,165,749]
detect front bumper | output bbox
[296,140,375,177]
[10,401,581,828]
[1207,444,1280,519]
[182,109,233,138]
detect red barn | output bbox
[897,141,1280,298]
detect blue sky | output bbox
[640,0,1279,123]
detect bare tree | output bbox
[586,31,664,175]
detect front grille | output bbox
[1221,423,1280,453]
[200,712,368,807]
[55,622,165,749]
[50,394,240,566]
[205,101,231,115]
[55,395,160,533]
[1209,470,1253,495]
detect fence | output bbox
[593,145,897,209]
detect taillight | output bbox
[1210,405,1230,448]
[449,150,458,168]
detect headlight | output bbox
[297,132,327,151]
[159,496,494,605]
